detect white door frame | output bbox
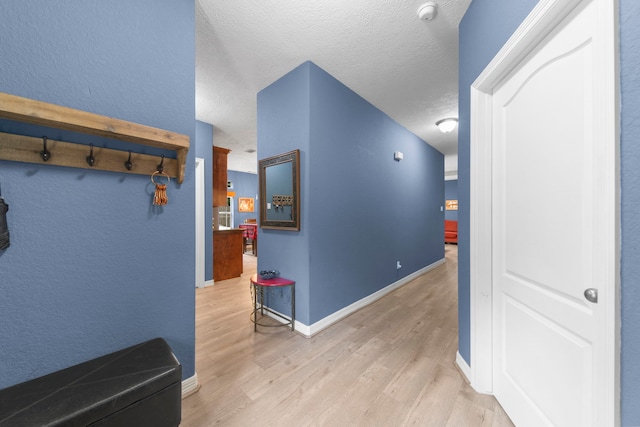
[195,157,205,288]
[468,0,619,423]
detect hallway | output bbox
[181,246,513,426]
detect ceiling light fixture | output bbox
[436,118,458,133]
[417,2,438,21]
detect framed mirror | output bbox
[258,149,300,231]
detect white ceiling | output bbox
[195,0,471,175]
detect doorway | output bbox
[468,0,619,425]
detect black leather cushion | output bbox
[0,338,182,427]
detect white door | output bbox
[491,1,615,426]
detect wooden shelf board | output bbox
[0,133,180,180]
[0,92,189,183]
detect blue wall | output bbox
[0,0,196,388]
[257,62,312,324]
[228,170,258,227]
[460,1,640,424]
[196,121,214,282]
[620,0,640,423]
[444,179,458,221]
[258,62,444,325]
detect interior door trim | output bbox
[195,157,205,288]
[467,0,619,424]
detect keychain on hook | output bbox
[151,159,170,206]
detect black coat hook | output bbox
[157,154,165,173]
[86,144,95,167]
[124,150,133,170]
[40,136,51,161]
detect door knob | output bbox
[584,288,598,303]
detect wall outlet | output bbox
[396,261,402,270]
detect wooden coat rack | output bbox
[0,92,189,183]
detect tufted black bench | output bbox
[0,338,182,427]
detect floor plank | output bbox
[181,247,514,426]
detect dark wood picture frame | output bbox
[258,149,300,231]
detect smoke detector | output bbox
[417,2,437,21]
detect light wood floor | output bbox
[181,246,514,426]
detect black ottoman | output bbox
[0,338,182,426]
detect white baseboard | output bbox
[181,373,200,399]
[257,258,445,338]
[294,320,312,337]
[301,258,445,337]
[456,351,472,383]
[196,279,214,289]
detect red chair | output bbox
[445,220,458,244]
[239,224,257,255]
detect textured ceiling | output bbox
[196,0,471,174]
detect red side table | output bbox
[250,274,295,332]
